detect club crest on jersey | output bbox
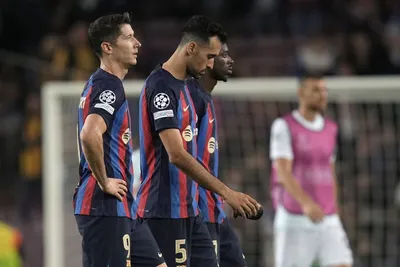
[122,128,131,144]
[153,93,170,109]
[182,125,193,142]
[208,137,217,154]
[99,90,116,104]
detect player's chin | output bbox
[218,76,228,82]
[129,58,138,66]
[319,104,327,112]
[194,72,205,79]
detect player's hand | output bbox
[302,200,325,223]
[223,189,259,219]
[99,178,128,201]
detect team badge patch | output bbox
[99,90,116,104]
[153,93,170,109]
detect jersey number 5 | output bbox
[175,239,187,264]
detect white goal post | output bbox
[42,76,400,267]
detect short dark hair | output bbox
[299,73,324,87]
[180,15,227,46]
[88,12,131,57]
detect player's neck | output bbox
[199,72,217,94]
[162,49,187,81]
[100,60,128,80]
[298,106,318,122]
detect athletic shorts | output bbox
[190,222,220,266]
[146,215,218,267]
[219,219,247,267]
[274,206,353,267]
[191,219,247,267]
[75,215,165,267]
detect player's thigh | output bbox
[274,227,318,267]
[206,222,221,258]
[147,218,192,267]
[130,218,166,267]
[75,215,131,267]
[319,225,353,267]
[190,216,218,267]
[219,219,247,267]
[190,221,220,267]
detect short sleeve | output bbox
[88,80,125,129]
[270,118,293,160]
[147,83,179,132]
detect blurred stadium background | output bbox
[1,0,400,267]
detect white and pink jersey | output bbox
[270,110,337,215]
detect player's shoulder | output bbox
[323,116,338,130]
[145,65,183,96]
[90,68,124,93]
[186,78,201,94]
[281,112,294,121]
[187,78,212,104]
[272,112,293,127]
[187,78,207,100]
[271,117,289,132]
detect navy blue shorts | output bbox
[146,215,218,267]
[219,219,247,267]
[190,222,220,267]
[76,215,165,267]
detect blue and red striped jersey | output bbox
[136,66,199,219]
[73,68,135,219]
[187,78,226,224]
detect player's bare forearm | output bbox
[80,114,108,188]
[159,128,230,198]
[171,151,229,197]
[275,159,314,207]
[280,174,313,206]
[331,162,340,215]
[81,131,108,187]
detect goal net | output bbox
[42,77,400,267]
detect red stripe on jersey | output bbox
[81,176,96,214]
[179,91,189,218]
[83,86,92,118]
[206,190,216,222]
[118,111,131,217]
[137,89,156,217]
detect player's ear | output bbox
[186,42,197,56]
[100,41,113,55]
